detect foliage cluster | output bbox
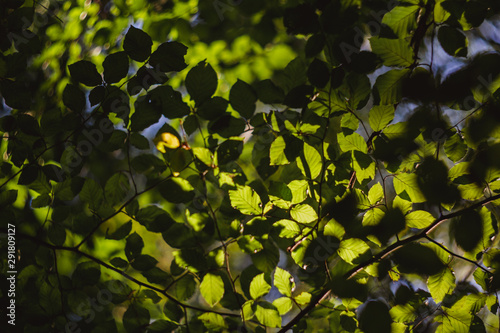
[1,0,500,332]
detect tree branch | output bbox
[424,235,491,273]
[0,228,241,318]
[278,193,500,332]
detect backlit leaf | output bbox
[200,273,225,307]
[229,185,262,215]
[370,37,413,67]
[250,273,271,299]
[274,267,294,297]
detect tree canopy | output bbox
[1,0,500,332]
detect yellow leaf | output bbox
[155,132,180,152]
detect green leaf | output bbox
[103,51,129,84]
[230,79,258,119]
[250,273,271,299]
[197,96,228,120]
[104,173,130,206]
[341,73,372,110]
[151,85,190,119]
[273,297,293,315]
[131,154,166,174]
[106,221,132,240]
[63,84,86,113]
[48,223,66,245]
[370,37,413,67]
[353,151,376,183]
[110,257,128,269]
[186,60,218,105]
[198,312,227,330]
[435,306,472,333]
[358,300,393,333]
[130,254,158,271]
[200,273,225,307]
[428,267,456,304]
[141,290,162,303]
[0,189,17,207]
[373,69,410,105]
[158,178,194,204]
[274,219,301,238]
[89,85,105,106]
[438,26,468,57]
[288,180,308,204]
[298,142,322,179]
[255,79,285,104]
[174,274,197,301]
[393,173,426,203]
[363,207,385,226]
[31,193,51,208]
[130,133,150,150]
[149,41,188,72]
[274,267,295,297]
[174,248,207,273]
[270,136,289,165]
[125,232,144,261]
[101,86,130,121]
[392,243,446,276]
[382,5,419,37]
[80,178,104,210]
[148,320,178,332]
[294,291,312,305]
[229,185,262,215]
[444,132,467,162]
[390,304,417,323]
[163,299,183,322]
[305,33,325,58]
[269,182,292,209]
[208,114,246,138]
[368,183,384,204]
[338,132,368,153]
[200,273,224,307]
[68,60,102,86]
[192,147,213,166]
[290,204,317,224]
[72,261,101,286]
[142,267,171,285]
[252,241,280,273]
[123,303,150,333]
[254,302,282,328]
[369,105,395,131]
[237,235,264,254]
[123,26,152,62]
[452,210,483,252]
[307,58,330,88]
[405,210,435,229]
[131,95,162,132]
[338,238,370,265]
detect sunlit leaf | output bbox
[250,273,271,299]
[370,37,413,67]
[200,273,225,307]
[229,185,263,215]
[274,267,295,297]
[428,267,456,304]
